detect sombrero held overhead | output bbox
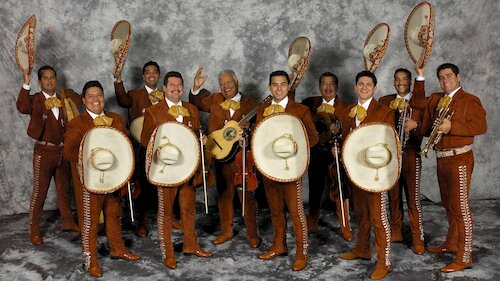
[404,1,435,68]
[15,14,37,74]
[363,23,390,73]
[288,36,311,91]
[110,20,132,78]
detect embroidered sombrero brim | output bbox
[110,20,131,77]
[15,14,37,73]
[288,36,312,90]
[404,1,435,68]
[363,23,390,73]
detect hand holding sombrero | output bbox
[15,14,37,75]
[110,20,132,79]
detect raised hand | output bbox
[22,68,31,85]
[193,67,208,92]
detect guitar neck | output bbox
[239,95,272,125]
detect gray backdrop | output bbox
[1,0,498,216]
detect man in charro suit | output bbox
[301,71,352,241]
[256,70,318,271]
[189,67,261,249]
[16,66,80,246]
[338,70,394,280]
[378,67,426,254]
[64,80,140,278]
[420,63,486,273]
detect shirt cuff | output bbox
[191,87,201,95]
[22,83,30,90]
[416,76,425,81]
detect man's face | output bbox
[268,75,290,102]
[355,76,377,103]
[438,68,461,95]
[163,77,184,103]
[83,87,105,114]
[319,76,337,102]
[39,69,57,95]
[219,73,238,99]
[393,71,411,96]
[143,65,160,89]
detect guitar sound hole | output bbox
[223,127,237,141]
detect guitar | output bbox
[206,95,272,162]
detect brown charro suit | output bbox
[189,89,260,247]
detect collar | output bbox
[86,109,105,119]
[272,96,289,108]
[322,97,335,106]
[166,98,182,108]
[231,92,242,102]
[145,85,156,94]
[447,87,461,99]
[397,92,412,101]
[358,97,373,110]
[42,91,57,99]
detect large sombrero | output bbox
[78,127,134,194]
[129,116,144,143]
[342,123,401,193]
[145,122,200,187]
[288,36,312,90]
[15,14,37,73]
[363,23,390,73]
[252,113,309,182]
[404,2,435,68]
[110,20,132,78]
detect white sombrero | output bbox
[110,20,132,78]
[145,122,200,187]
[342,123,401,193]
[15,14,37,73]
[404,1,435,68]
[288,36,312,90]
[129,116,144,143]
[78,127,134,194]
[363,23,390,73]
[251,113,309,182]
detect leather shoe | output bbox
[184,248,213,258]
[164,257,177,269]
[338,251,371,261]
[428,244,457,254]
[258,249,288,260]
[248,238,261,249]
[110,251,141,261]
[291,256,308,271]
[213,232,233,245]
[440,262,472,273]
[30,234,43,245]
[412,244,425,255]
[136,225,148,238]
[88,263,103,278]
[370,268,391,280]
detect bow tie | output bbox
[436,95,451,111]
[263,104,285,117]
[219,99,240,111]
[389,97,409,110]
[93,115,114,126]
[348,105,367,122]
[317,103,335,114]
[168,105,190,118]
[44,97,63,110]
[148,90,165,103]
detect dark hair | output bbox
[269,70,290,85]
[143,61,160,74]
[163,71,184,85]
[355,70,377,86]
[82,80,104,97]
[437,63,459,78]
[37,66,57,80]
[394,68,412,80]
[319,72,338,87]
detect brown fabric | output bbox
[114,81,154,123]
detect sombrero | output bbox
[288,36,312,90]
[251,113,309,182]
[78,127,134,194]
[363,23,390,73]
[15,14,37,73]
[342,123,401,193]
[404,2,435,68]
[110,20,132,78]
[145,122,200,187]
[129,116,144,143]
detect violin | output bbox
[191,148,216,188]
[233,144,259,192]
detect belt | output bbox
[436,144,472,159]
[36,140,63,147]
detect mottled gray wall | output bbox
[1,0,498,215]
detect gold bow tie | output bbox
[168,105,190,118]
[148,90,165,103]
[263,104,285,117]
[436,95,451,111]
[219,99,240,111]
[317,103,335,114]
[348,105,367,122]
[389,97,409,110]
[44,97,63,110]
[93,115,114,126]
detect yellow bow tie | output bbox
[93,115,114,126]
[168,105,190,118]
[44,97,63,110]
[389,97,409,110]
[148,90,165,103]
[436,95,451,111]
[317,103,335,114]
[348,105,367,122]
[219,99,240,111]
[263,104,285,117]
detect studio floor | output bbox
[1,199,499,281]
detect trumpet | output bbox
[420,104,454,158]
[397,106,413,150]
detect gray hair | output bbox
[218,69,238,83]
